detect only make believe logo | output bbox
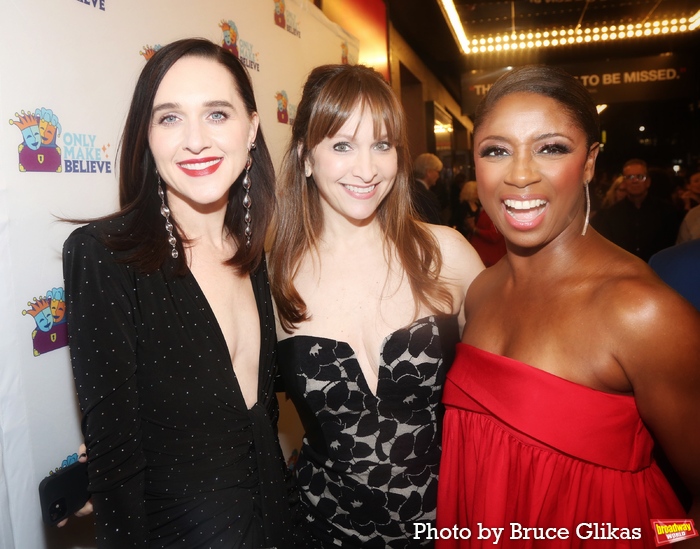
[651,519,698,546]
[274,90,297,125]
[219,20,260,72]
[273,0,301,38]
[9,109,62,172]
[76,0,106,11]
[21,288,68,357]
[9,108,111,174]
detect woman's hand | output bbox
[56,444,93,527]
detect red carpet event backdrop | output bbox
[0,1,358,547]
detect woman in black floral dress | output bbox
[270,64,484,547]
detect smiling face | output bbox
[40,119,57,145]
[148,55,258,215]
[22,124,41,151]
[622,162,650,200]
[35,308,53,332]
[307,105,398,226]
[50,299,66,323]
[474,92,598,249]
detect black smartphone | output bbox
[38,461,90,526]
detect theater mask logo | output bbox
[274,90,297,125]
[9,107,112,175]
[140,44,162,61]
[273,0,301,37]
[9,109,63,172]
[21,288,68,357]
[219,19,260,72]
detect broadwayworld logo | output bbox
[651,519,698,546]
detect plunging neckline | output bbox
[278,313,456,397]
[183,267,263,411]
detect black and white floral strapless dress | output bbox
[278,314,459,548]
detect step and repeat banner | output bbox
[0,1,358,547]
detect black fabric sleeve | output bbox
[63,227,149,548]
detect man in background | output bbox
[592,158,681,261]
[412,153,444,225]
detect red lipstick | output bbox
[177,157,222,176]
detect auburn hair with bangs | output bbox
[270,63,452,333]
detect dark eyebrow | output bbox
[151,102,179,115]
[477,134,507,143]
[477,132,573,146]
[151,100,236,115]
[475,134,509,148]
[204,100,236,110]
[535,132,573,142]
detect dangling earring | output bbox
[242,153,253,248]
[581,181,591,236]
[157,174,179,259]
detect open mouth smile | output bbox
[503,198,548,223]
[343,183,377,195]
[177,158,222,175]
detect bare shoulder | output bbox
[592,257,700,396]
[424,223,485,290]
[596,263,700,354]
[595,254,700,499]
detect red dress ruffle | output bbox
[436,344,685,548]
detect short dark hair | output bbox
[623,158,648,172]
[106,38,275,275]
[474,65,600,148]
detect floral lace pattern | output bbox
[280,315,459,547]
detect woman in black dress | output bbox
[63,39,294,548]
[269,64,484,547]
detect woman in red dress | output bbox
[436,65,700,548]
[469,209,506,267]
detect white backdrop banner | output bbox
[0,1,358,547]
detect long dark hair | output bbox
[93,38,275,275]
[269,64,451,332]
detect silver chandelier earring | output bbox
[157,175,179,258]
[242,151,253,248]
[581,181,591,236]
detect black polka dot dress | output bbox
[63,217,294,548]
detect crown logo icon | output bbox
[139,44,160,61]
[22,296,50,318]
[9,110,39,131]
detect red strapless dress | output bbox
[436,344,685,548]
